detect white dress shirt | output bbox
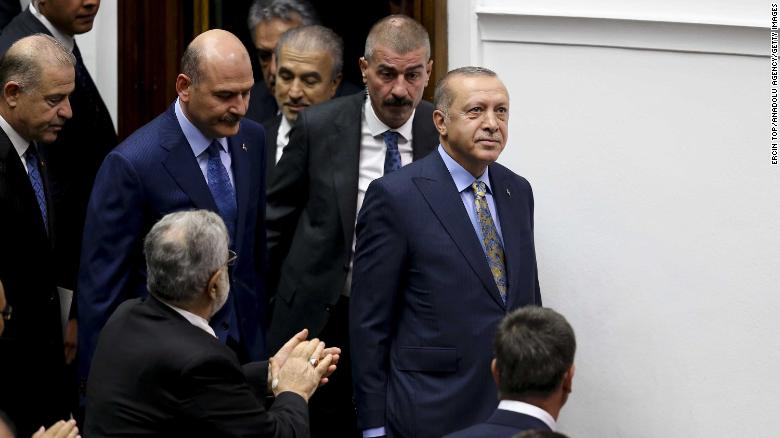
[161,300,217,338]
[29,2,75,51]
[498,399,557,431]
[0,114,32,173]
[275,115,293,164]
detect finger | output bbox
[55,420,77,438]
[276,328,308,358]
[328,353,340,366]
[321,346,341,358]
[32,426,45,438]
[315,353,333,375]
[319,377,329,386]
[310,341,325,364]
[65,421,79,438]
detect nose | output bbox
[482,110,499,132]
[59,97,73,120]
[289,79,303,100]
[83,0,98,9]
[230,93,248,117]
[390,75,407,99]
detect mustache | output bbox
[221,114,241,124]
[382,96,413,107]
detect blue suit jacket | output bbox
[78,104,267,379]
[350,150,542,437]
[443,409,552,438]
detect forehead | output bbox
[198,54,253,88]
[36,64,76,93]
[368,44,428,70]
[255,16,302,47]
[450,75,509,106]
[278,47,333,74]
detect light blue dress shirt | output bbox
[174,98,234,187]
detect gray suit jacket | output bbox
[265,92,438,352]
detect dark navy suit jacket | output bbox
[78,104,267,380]
[350,150,542,437]
[443,409,552,438]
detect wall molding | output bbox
[476,9,765,57]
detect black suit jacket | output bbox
[0,128,68,436]
[85,296,309,437]
[261,114,282,185]
[443,409,552,438]
[0,8,118,293]
[265,92,438,352]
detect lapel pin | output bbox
[242,143,247,151]
[506,187,511,197]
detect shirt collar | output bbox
[29,2,75,52]
[363,96,414,142]
[497,400,557,431]
[175,98,228,157]
[437,145,492,194]
[279,115,293,141]
[0,113,31,160]
[160,300,217,338]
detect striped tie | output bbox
[25,145,48,234]
[472,180,506,302]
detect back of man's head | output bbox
[494,307,576,406]
[143,210,229,307]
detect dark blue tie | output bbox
[25,145,48,234]
[206,141,237,242]
[383,131,401,174]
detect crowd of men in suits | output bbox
[0,0,580,437]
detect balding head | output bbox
[0,34,75,143]
[176,30,254,139]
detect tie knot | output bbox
[26,143,38,158]
[471,180,487,197]
[383,131,399,150]
[207,141,223,158]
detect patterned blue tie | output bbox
[25,145,48,234]
[472,180,507,303]
[206,141,237,242]
[383,130,401,174]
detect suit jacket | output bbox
[0,129,68,436]
[0,8,118,294]
[265,92,438,352]
[85,296,309,437]
[261,114,282,185]
[443,409,552,438]
[349,150,542,437]
[78,104,267,381]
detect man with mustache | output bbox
[262,24,344,184]
[265,14,439,437]
[0,34,76,437]
[350,67,542,437]
[78,30,270,387]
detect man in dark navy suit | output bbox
[78,29,269,384]
[350,66,542,437]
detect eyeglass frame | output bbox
[227,249,238,267]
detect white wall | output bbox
[73,0,118,130]
[450,1,778,436]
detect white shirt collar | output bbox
[161,300,217,338]
[497,400,557,431]
[279,115,293,143]
[0,113,31,162]
[29,2,75,52]
[363,97,415,142]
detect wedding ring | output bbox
[308,356,318,367]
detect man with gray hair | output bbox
[0,34,76,437]
[262,24,344,182]
[445,307,575,437]
[85,210,339,436]
[246,0,319,123]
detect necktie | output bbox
[206,141,237,242]
[472,180,506,303]
[25,145,48,234]
[383,130,401,174]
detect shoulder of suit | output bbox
[0,9,48,56]
[490,161,532,190]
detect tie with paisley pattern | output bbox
[472,180,506,303]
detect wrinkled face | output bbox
[434,75,509,177]
[360,44,431,129]
[274,46,339,122]
[178,56,254,139]
[11,64,75,144]
[253,15,302,89]
[37,0,100,36]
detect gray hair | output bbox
[0,33,75,91]
[275,25,343,79]
[364,14,430,62]
[180,43,202,85]
[144,210,229,305]
[433,66,497,116]
[494,306,576,399]
[247,0,319,32]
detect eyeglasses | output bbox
[1,304,11,322]
[227,250,238,267]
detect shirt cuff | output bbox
[363,427,386,437]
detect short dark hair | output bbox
[275,25,344,80]
[247,0,319,32]
[364,14,430,61]
[433,66,497,116]
[513,430,569,438]
[0,33,75,91]
[494,306,576,399]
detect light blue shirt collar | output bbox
[174,98,228,157]
[437,145,492,194]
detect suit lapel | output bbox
[328,93,364,249]
[490,164,526,308]
[160,108,218,212]
[414,153,506,308]
[228,131,250,252]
